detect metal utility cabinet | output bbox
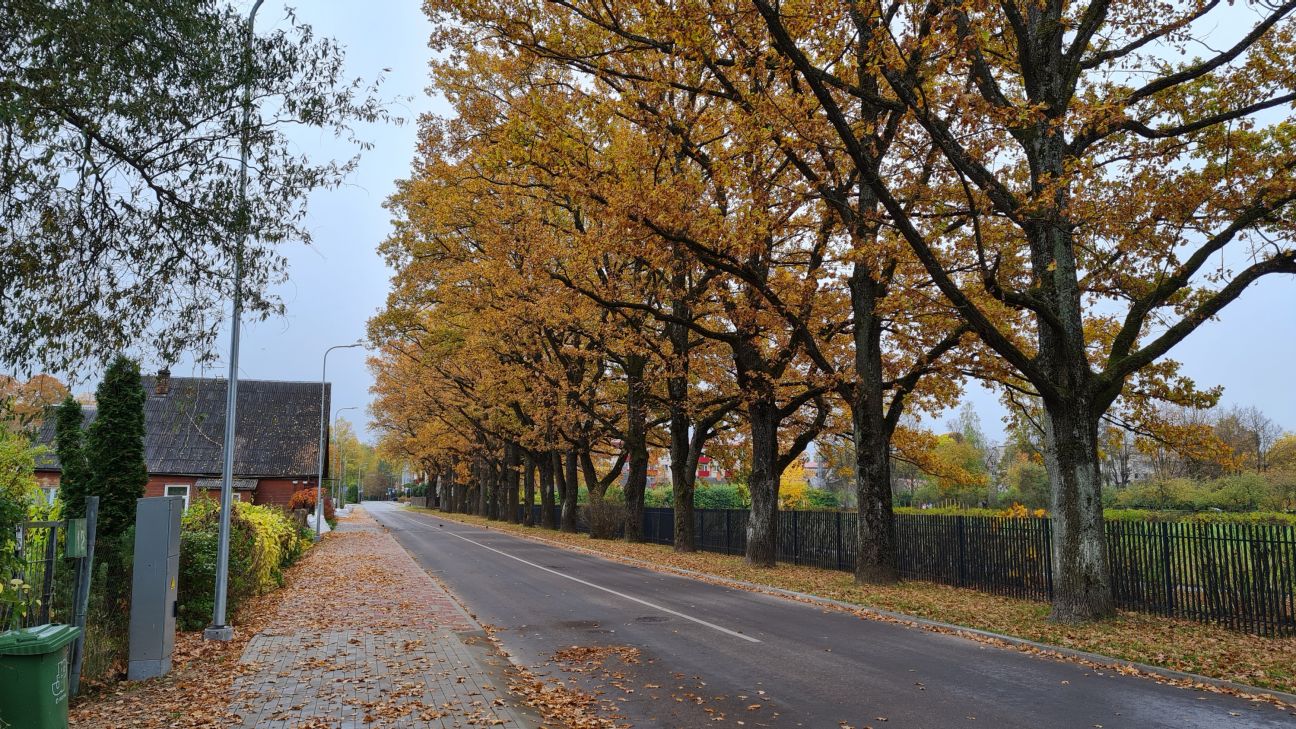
[127,496,183,681]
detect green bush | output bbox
[1104,509,1296,526]
[645,486,672,507]
[803,488,840,510]
[694,484,748,509]
[176,499,305,631]
[177,499,254,631]
[1110,474,1285,512]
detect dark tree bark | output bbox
[848,268,898,584]
[476,458,489,516]
[622,355,649,542]
[538,452,556,529]
[557,450,579,533]
[523,451,536,526]
[665,283,697,552]
[488,456,504,520]
[505,442,520,524]
[743,392,781,567]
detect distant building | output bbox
[643,452,733,487]
[35,371,329,509]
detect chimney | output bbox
[155,368,171,396]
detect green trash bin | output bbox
[0,624,81,729]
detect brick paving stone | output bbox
[227,507,532,728]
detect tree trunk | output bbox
[668,399,696,551]
[622,355,649,542]
[505,442,520,524]
[523,452,536,526]
[558,450,578,533]
[849,268,899,584]
[1042,395,1114,622]
[666,298,696,551]
[539,453,556,529]
[477,458,489,516]
[487,457,503,520]
[744,395,780,567]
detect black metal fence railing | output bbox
[512,504,1296,637]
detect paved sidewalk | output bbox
[228,507,534,728]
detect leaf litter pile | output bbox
[478,623,628,729]
[423,509,1296,705]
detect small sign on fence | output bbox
[64,519,87,558]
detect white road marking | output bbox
[393,509,761,643]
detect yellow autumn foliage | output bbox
[234,501,303,595]
[999,502,1048,519]
[779,461,809,509]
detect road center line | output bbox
[413,515,761,643]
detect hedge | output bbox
[177,499,308,630]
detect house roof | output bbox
[36,376,330,478]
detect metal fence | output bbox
[515,505,1296,636]
[4,497,100,695]
[2,520,69,629]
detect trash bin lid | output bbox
[0,624,81,655]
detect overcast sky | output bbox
[175,2,1294,446]
[171,2,442,440]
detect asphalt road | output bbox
[365,501,1295,728]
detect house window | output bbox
[165,484,190,511]
[41,487,58,506]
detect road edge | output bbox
[403,506,1296,710]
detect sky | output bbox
[169,2,1294,446]
[171,2,446,440]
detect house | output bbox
[35,371,330,509]
[645,452,734,487]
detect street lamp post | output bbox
[205,0,264,643]
[333,405,358,508]
[315,343,363,540]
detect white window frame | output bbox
[41,486,58,506]
[164,484,191,511]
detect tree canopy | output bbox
[371,0,1296,623]
[1,0,386,370]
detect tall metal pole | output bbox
[206,0,264,643]
[315,343,363,540]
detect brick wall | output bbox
[255,478,317,507]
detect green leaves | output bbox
[0,1,388,372]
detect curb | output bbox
[409,507,1296,709]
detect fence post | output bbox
[956,516,967,587]
[835,511,844,571]
[1160,521,1175,615]
[70,495,99,698]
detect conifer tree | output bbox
[87,356,148,563]
[54,395,92,519]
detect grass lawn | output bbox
[412,508,1296,700]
